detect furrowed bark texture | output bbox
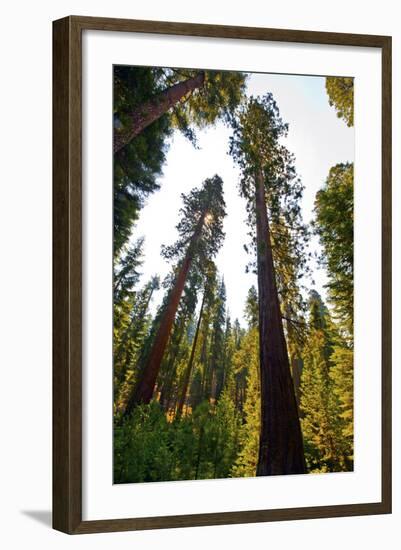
[114,72,205,153]
[254,170,306,476]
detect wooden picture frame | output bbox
[53,15,392,534]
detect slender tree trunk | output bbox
[114,72,206,153]
[159,322,186,411]
[125,211,207,413]
[254,170,306,476]
[113,271,125,294]
[176,291,205,417]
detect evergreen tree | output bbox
[188,368,204,410]
[244,285,258,329]
[231,318,246,413]
[329,345,354,467]
[114,68,247,152]
[113,67,172,255]
[231,327,260,477]
[176,288,206,417]
[113,238,145,394]
[300,291,352,472]
[230,94,306,475]
[211,389,241,478]
[114,237,145,300]
[114,402,175,483]
[128,175,226,407]
[156,268,201,413]
[189,263,219,404]
[220,314,235,395]
[114,276,160,413]
[325,77,354,127]
[208,277,227,401]
[314,162,353,338]
[113,72,355,485]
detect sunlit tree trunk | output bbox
[125,211,207,413]
[114,72,205,153]
[254,170,306,476]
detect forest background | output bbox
[112,65,354,483]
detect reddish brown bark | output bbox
[114,72,205,153]
[176,291,205,417]
[125,211,207,412]
[254,170,306,476]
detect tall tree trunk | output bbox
[159,322,187,411]
[125,211,207,413]
[114,72,206,153]
[254,170,306,476]
[200,328,209,395]
[176,291,205,417]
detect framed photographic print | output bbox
[52,16,392,534]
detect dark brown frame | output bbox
[53,15,392,534]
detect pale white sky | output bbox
[130,72,354,325]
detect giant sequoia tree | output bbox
[113,67,246,257]
[127,175,226,409]
[113,72,355,485]
[156,268,202,414]
[114,68,247,152]
[230,94,306,475]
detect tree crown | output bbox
[161,175,226,271]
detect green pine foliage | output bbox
[231,327,260,478]
[113,67,247,253]
[168,69,248,136]
[330,345,354,462]
[114,67,172,255]
[300,292,353,472]
[113,69,355,483]
[314,162,354,339]
[114,399,240,483]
